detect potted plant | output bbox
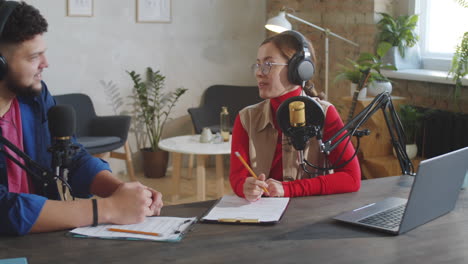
[128,67,187,178]
[367,73,393,96]
[335,58,367,99]
[396,104,424,159]
[377,12,421,70]
[340,42,396,121]
[449,32,468,111]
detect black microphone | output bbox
[276,96,325,151]
[47,105,78,169]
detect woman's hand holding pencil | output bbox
[235,151,270,202]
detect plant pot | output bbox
[461,171,468,189]
[393,143,417,160]
[368,81,392,96]
[405,144,418,159]
[350,83,367,99]
[141,148,169,178]
[382,46,422,70]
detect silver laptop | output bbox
[334,146,468,235]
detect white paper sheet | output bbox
[70,216,196,242]
[202,195,290,223]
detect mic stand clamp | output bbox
[354,129,370,138]
[287,125,322,151]
[48,143,80,200]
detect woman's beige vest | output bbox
[238,97,331,181]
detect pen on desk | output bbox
[218,218,260,223]
[107,228,161,237]
[234,151,270,195]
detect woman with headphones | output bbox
[230,31,361,202]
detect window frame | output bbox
[414,0,464,71]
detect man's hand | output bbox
[146,187,163,216]
[103,182,158,225]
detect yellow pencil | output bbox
[234,151,270,195]
[107,228,161,237]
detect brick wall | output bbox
[266,0,467,114]
[391,79,468,113]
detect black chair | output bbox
[54,93,136,181]
[187,85,262,134]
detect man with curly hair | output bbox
[0,1,164,236]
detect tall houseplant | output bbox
[449,32,468,111]
[377,12,420,69]
[128,67,187,178]
[397,105,423,159]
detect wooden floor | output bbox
[117,166,235,205]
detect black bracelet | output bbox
[92,199,98,227]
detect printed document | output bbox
[70,216,196,242]
[202,195,290,223]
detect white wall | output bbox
[25,0,266,173]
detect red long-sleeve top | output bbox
[229,89,361,197]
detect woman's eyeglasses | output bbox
[251,62,288,75]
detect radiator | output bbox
[419,110,468,158]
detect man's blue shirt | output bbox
[0,82,111,235]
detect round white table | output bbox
[158,135,231,201]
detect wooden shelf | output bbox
[361,155,422,179]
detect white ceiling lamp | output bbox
[265,11,291,33]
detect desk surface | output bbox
[158,135,231,155]
[2,176,467,264]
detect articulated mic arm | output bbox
[0,133,74,197]
[320,92,415,176]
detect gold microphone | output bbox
[288,101,306,163]
[289,101,306,127]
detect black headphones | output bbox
[282,30,315,85]
[0,1,19,80]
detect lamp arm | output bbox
[286,13,359,47]
[320,92,415,176]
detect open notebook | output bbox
[70,216,197,242]
[201,195,290,224]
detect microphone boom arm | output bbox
[0,133,74,196]
[320,92,415,176]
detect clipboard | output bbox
[69,216,197,242]
[200,195,290,224]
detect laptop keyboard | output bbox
[358,204,406,229]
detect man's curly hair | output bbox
[0,1,48,44]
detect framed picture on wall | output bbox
[136,0,171,23]
[67,0,93,17]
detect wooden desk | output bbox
[158,135,231,202]
[3,177,468,263]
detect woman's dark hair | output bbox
[0,1,48,44]
[261,32,324,99]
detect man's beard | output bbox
[5,73,42,97]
